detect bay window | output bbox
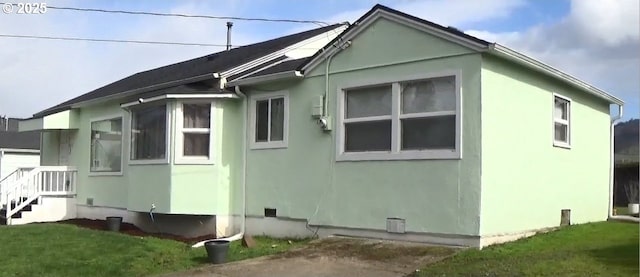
[175,102,214,163]
[90,116,123,174]
[337,72,461,161]
[130,104,168,163]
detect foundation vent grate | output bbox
[386,218,405,234]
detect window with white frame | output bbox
[90,117,123,173]
[130,104,167,162]
[175,102,213,163]
[250,91,288,149]
[553,94,571,147]
[338,73,460,160]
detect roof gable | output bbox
[299,4,490,73]
[296,4,622,106]
[304,16,477,77]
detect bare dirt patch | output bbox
[271,237,459,274]
[58,218,216,244]
[161,237,462,277]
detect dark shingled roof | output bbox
[0,118,40,150]
[0,131,40,150]
[35,24,344,118]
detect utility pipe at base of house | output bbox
[191,85,248,248]
[608,104,623,219]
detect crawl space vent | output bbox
[386,218,405,234]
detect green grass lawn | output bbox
[418,222,639,277]
[0,223,306,277]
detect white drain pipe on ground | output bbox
[191,86,247,248]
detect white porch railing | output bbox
[0,167,34,193]
[2,166,77,223]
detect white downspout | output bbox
[191,86,247,248]
[608,104,623,218]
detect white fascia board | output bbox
[219,25,347,78]
[301,9,489,73]
[489,44,624,106]
[120,93,238,108]
[226,71,303,87]
[0,148,40,154]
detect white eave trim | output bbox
[488,44,624,106]
[226,71,303,87]
[0,148,40,154]
[120,93,238,108]
[300,9,489,73]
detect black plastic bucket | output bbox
[106,216,123,232]
[204,240,230,264]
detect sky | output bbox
[0,0,638,120]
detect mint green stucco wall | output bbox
[39,98,241,215]
[479,55,611,236]
[40,131,59,166]
[170,100,243,215]
[244,18,483,236]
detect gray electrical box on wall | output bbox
[311,95,323,118]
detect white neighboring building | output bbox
[0,117,40,180]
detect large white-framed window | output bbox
[337,71,461,161]
[249,91,289,149]
[174,101,214,164]
[553,93,571,148]
[129,103,171,164]
[89,115,123,176]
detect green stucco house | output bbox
[7,5,624,248]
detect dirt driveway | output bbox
[161,237,460,277]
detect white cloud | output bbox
[322,0,527,28]
[2,0,636,119]
[466,0,640,113]
[0,0,256,118]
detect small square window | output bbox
[251,92,289,149]
[175,102,213,164]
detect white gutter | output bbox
[488,44,624,106]
[192,86,247,248]
[120,93,238,108]
[226,71,303,87]
[0,148,40,154]
[609,105,624,218]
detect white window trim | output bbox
[128,103,172,165]
[174,101,215,165]
[249,90,289,150]
[336,70,462,161]
[552,93,571,149]
[89,114,124,176]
